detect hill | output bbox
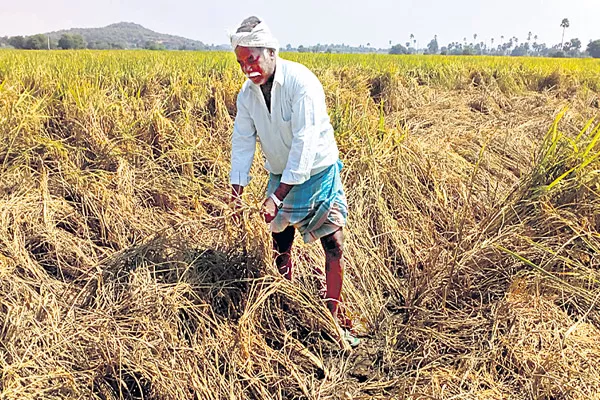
[45,22,213,50]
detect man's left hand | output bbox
[261,197,278,223]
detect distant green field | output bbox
[1,50,599,93]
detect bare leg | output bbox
[320,228,344,320]
[272,226,295,280]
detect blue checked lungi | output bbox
[267,160,348,243]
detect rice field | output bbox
[0,50,599,399]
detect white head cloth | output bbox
[230,22,279,53]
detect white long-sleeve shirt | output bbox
[230,58,339,186]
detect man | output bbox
[229,17,359,347]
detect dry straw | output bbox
[0,51,599,399]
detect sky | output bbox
[0,0,598,49]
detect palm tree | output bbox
[560,18,570,50]
[473,33,478,42]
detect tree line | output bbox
[389,19,600,58]
[285,18,600,58]
[0,33,172,50]
[390,36,599,58]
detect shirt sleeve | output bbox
[230,94,257,186]
[281,90,319,185]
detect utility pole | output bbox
[47,36,50,50]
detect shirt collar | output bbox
[273,57,284,86]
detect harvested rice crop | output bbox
[0,50,599,399]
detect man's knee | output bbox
[321,229,344,260]
[273,226,295,254]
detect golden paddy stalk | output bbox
[0,49,599,399]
